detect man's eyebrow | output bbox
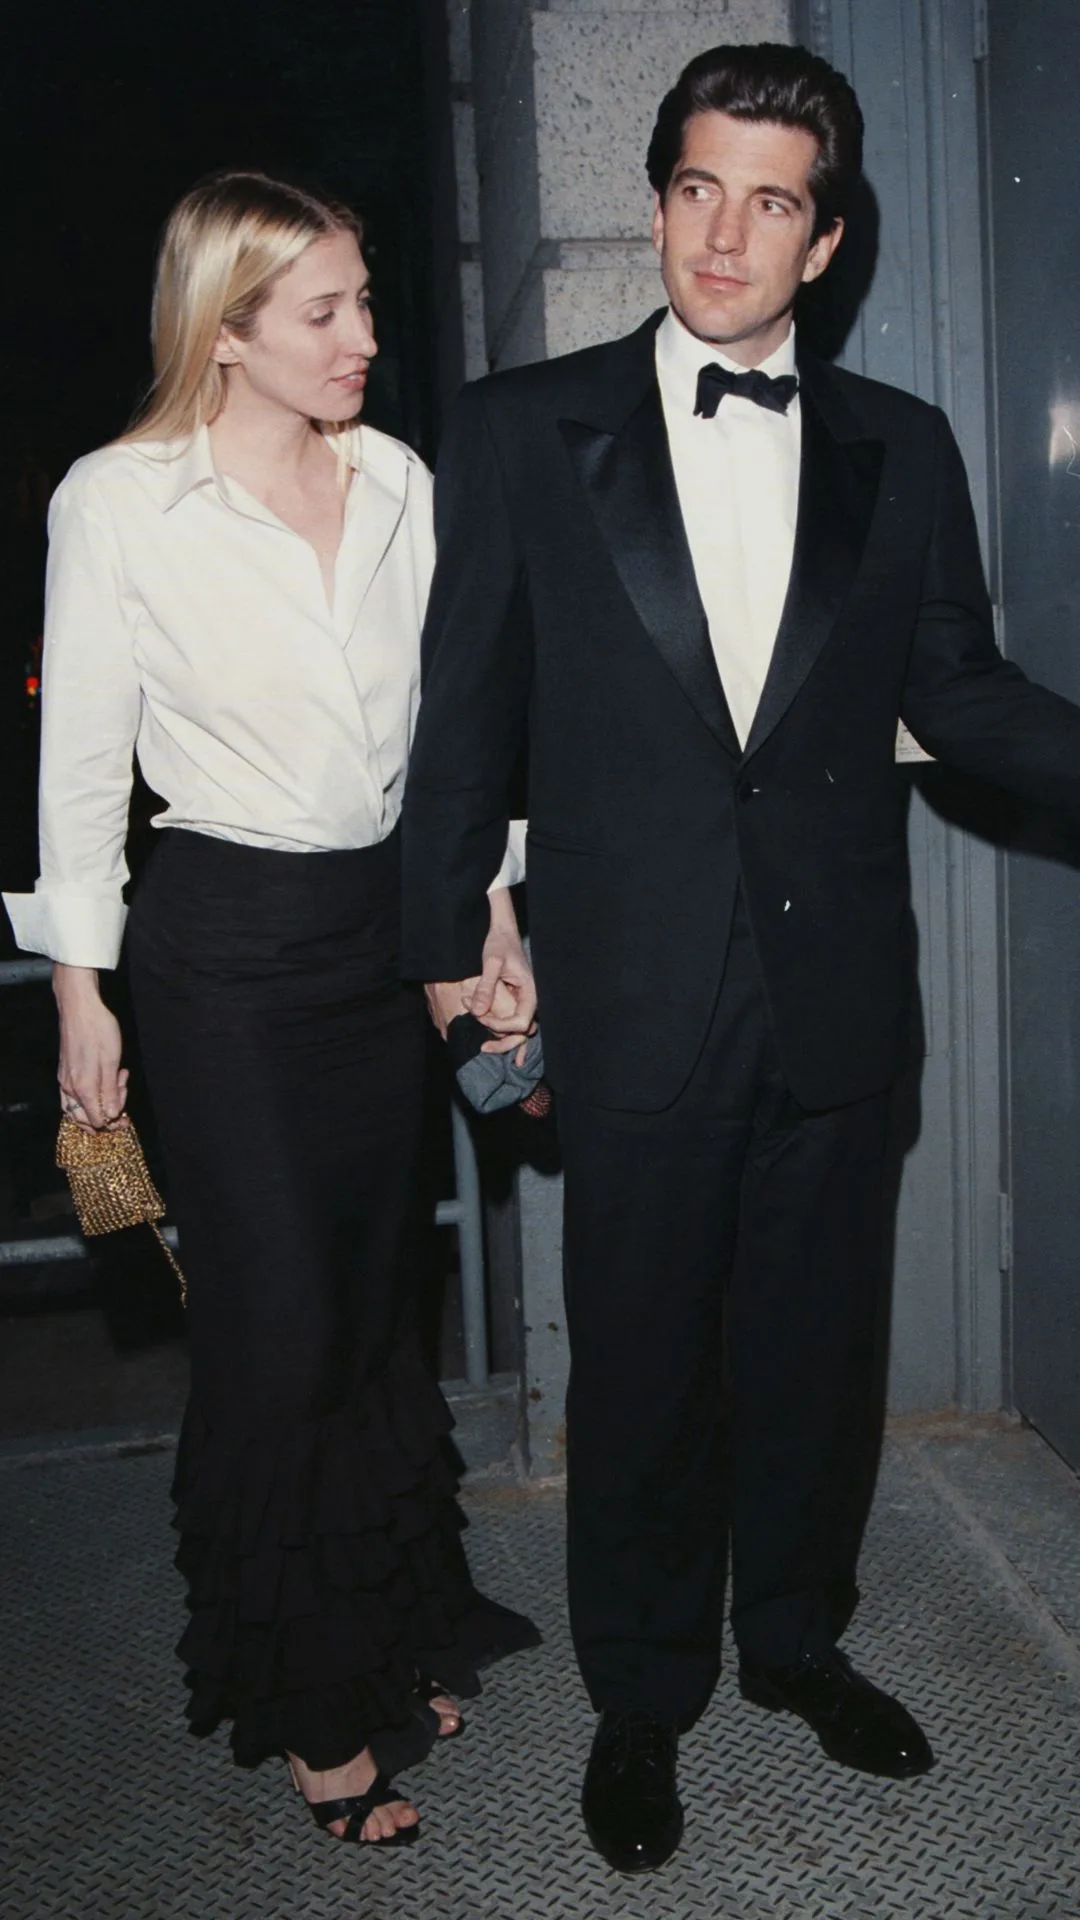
[754,182,804,209]
[671,165,804,209]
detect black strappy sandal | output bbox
[416,1673,465,1740]
[290,1762,420,1847]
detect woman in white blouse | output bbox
[3,172,538,1848]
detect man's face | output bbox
[652,110,843,365]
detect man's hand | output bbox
[468,887,537,1052]
[423,889,537,1059]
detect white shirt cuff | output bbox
[488,818,528,893]
[2,883,128,969]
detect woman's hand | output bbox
[54,964,129,1130]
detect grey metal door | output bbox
[805,0,1005,1421]
[988,0,1080,1469]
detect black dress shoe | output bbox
[581,1708,683,1873]
[739,1648,934,1780]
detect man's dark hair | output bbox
[646,42,864,240]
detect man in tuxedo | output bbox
[401,42,1080,1872]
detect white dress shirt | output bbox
[656,307,801,748]
[4,422,524,969]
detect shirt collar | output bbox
[158,422,367,512]
[655,306,797,414]
[157,426,216,511]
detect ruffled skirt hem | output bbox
[172,1346,541,1772]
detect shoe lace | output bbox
[606,1710,675,1775]
[797,1649,860,1726]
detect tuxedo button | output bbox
[737,782,760,803]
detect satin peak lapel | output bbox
[559,387,739,754]
[743,388,884,759]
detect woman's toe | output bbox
[431,1692,461,1733]
[363,1797,417,1842]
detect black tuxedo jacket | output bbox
[400,311,1080,1111]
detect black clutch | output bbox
[446,1013,551,1117]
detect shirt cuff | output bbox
[2,883,128,969]
[487,819,528,893]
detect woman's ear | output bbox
[211,325,241,368]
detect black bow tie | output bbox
[694,363,800,419]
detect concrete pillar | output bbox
[423,2,489,438]
[445,3,488,387]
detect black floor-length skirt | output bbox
[126,827,538,1773]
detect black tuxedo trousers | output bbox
[559,895,889,1716]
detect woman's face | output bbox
[218,229,377,423]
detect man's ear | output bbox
[651,192,665,260]
[802,216,844,287]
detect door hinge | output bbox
[973,0,988,61]
[998,1191,1013,1271]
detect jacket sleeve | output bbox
[901,409,1080,820]
[400,381,534,980]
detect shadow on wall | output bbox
[797,175,881,362]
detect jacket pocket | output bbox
[527,828,600,857]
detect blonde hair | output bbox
[125,170,363,444]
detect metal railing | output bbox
[437,1100,489,1386]
[0,956,490,1387]
[0,958,51,986]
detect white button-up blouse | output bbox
[4,421,523,969]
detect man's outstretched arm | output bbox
[901,409,1080,812]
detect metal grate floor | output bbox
[2,1425,1080,1919]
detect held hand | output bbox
[475,977,533,1063]
[54,964,129,1131]
[423,977,532,1066]
[424,978,475,1041]
[468,887,538,1038]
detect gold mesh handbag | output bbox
[56,1114,186,1303]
